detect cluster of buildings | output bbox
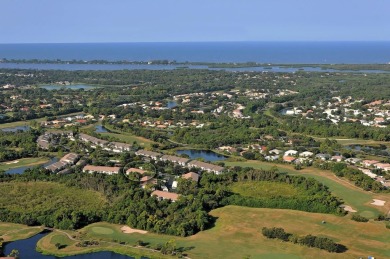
[135,149,224,174]
[40,114,95,128]
[282,97,390,128]
[44,153,83,174]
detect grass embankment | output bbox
[225,160,389,218]
[0,111,84,129]
[230,181,300,198]
[0,223,44,242]
[0,157,50,172]
[311,136,390,147]
[37,206,390,259]
[0,182,107,213]
[100,124,156,147]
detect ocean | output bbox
[0,42,390,64]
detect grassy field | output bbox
[0,157,50,172]
[225,160,389,218]
[99,132,155,147]
[311,136,390,147]
[0,111,84,129]
[230,181,301,198]
[36,206,390,259]
[0,182,107,213]
[0,222,43,242]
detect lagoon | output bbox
[167,101,177,109]
[3,232,134,259]
[176,149,226,162]
[1,125,30,132]
[95,125,108,133]
[4,157,58,175]
[40,84,97,90]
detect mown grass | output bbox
[224,160,388,218]
[0,222,43,242]
[37,206,390,259]
[0,157,50,172]
[99,132,154,147]
[0,112,84,129]
[230,181,300,198]
[0,182,107,213]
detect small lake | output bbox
[95,125,108,133]
[167,101,177,109]
[176,149,226,161]
[3,232,134,259]
[1,125,30,132]
[40,84,97,90]
[4,157,58,175]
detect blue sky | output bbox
[1,0,389,43]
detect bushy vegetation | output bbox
[261,227,345,253]
[351,214,369,222]
[221,168,345,215]
[0,165,344,236]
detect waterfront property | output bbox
[187,160,224,174]
[159,154,189,166]
[135,149,162,160]
[45,153,79,173]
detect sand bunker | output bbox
[121,226,147,234]
[340,205,357,212]
[5,160,19,165]
[371,199,386,206]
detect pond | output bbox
[3,232,135,259]
[40,84,97,90]
[1,125,30,132]
[4,157,58,175]
[95,125,108,133]
[176,149,226,162]
[167,101,177,109]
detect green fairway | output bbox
[0,157,50,172]
[0,111,84,129]
[99,132,155,147]
[91,226,115,235]
[37,206,390,259]
[0,222,43,242]
[230,181,301,198]
[225,160,388,218]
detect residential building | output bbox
[160,155,189,166]
[151,190,179,202]
[135,149,162,160]
[82,165,121,175]
[187,160,224,174]
[182,172,200,182]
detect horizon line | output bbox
[1,40,390,44]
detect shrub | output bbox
[351,214,369,222]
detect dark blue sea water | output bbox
[0,42,390,64]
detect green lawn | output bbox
[0,157,50,172]
[37,206,390,259]
[0,222,43,242]
[230,181,300,198]
[99,132,155,147]
[0,112,84,129]
[225,160,387,218]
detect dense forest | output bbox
[0,165,344,236]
